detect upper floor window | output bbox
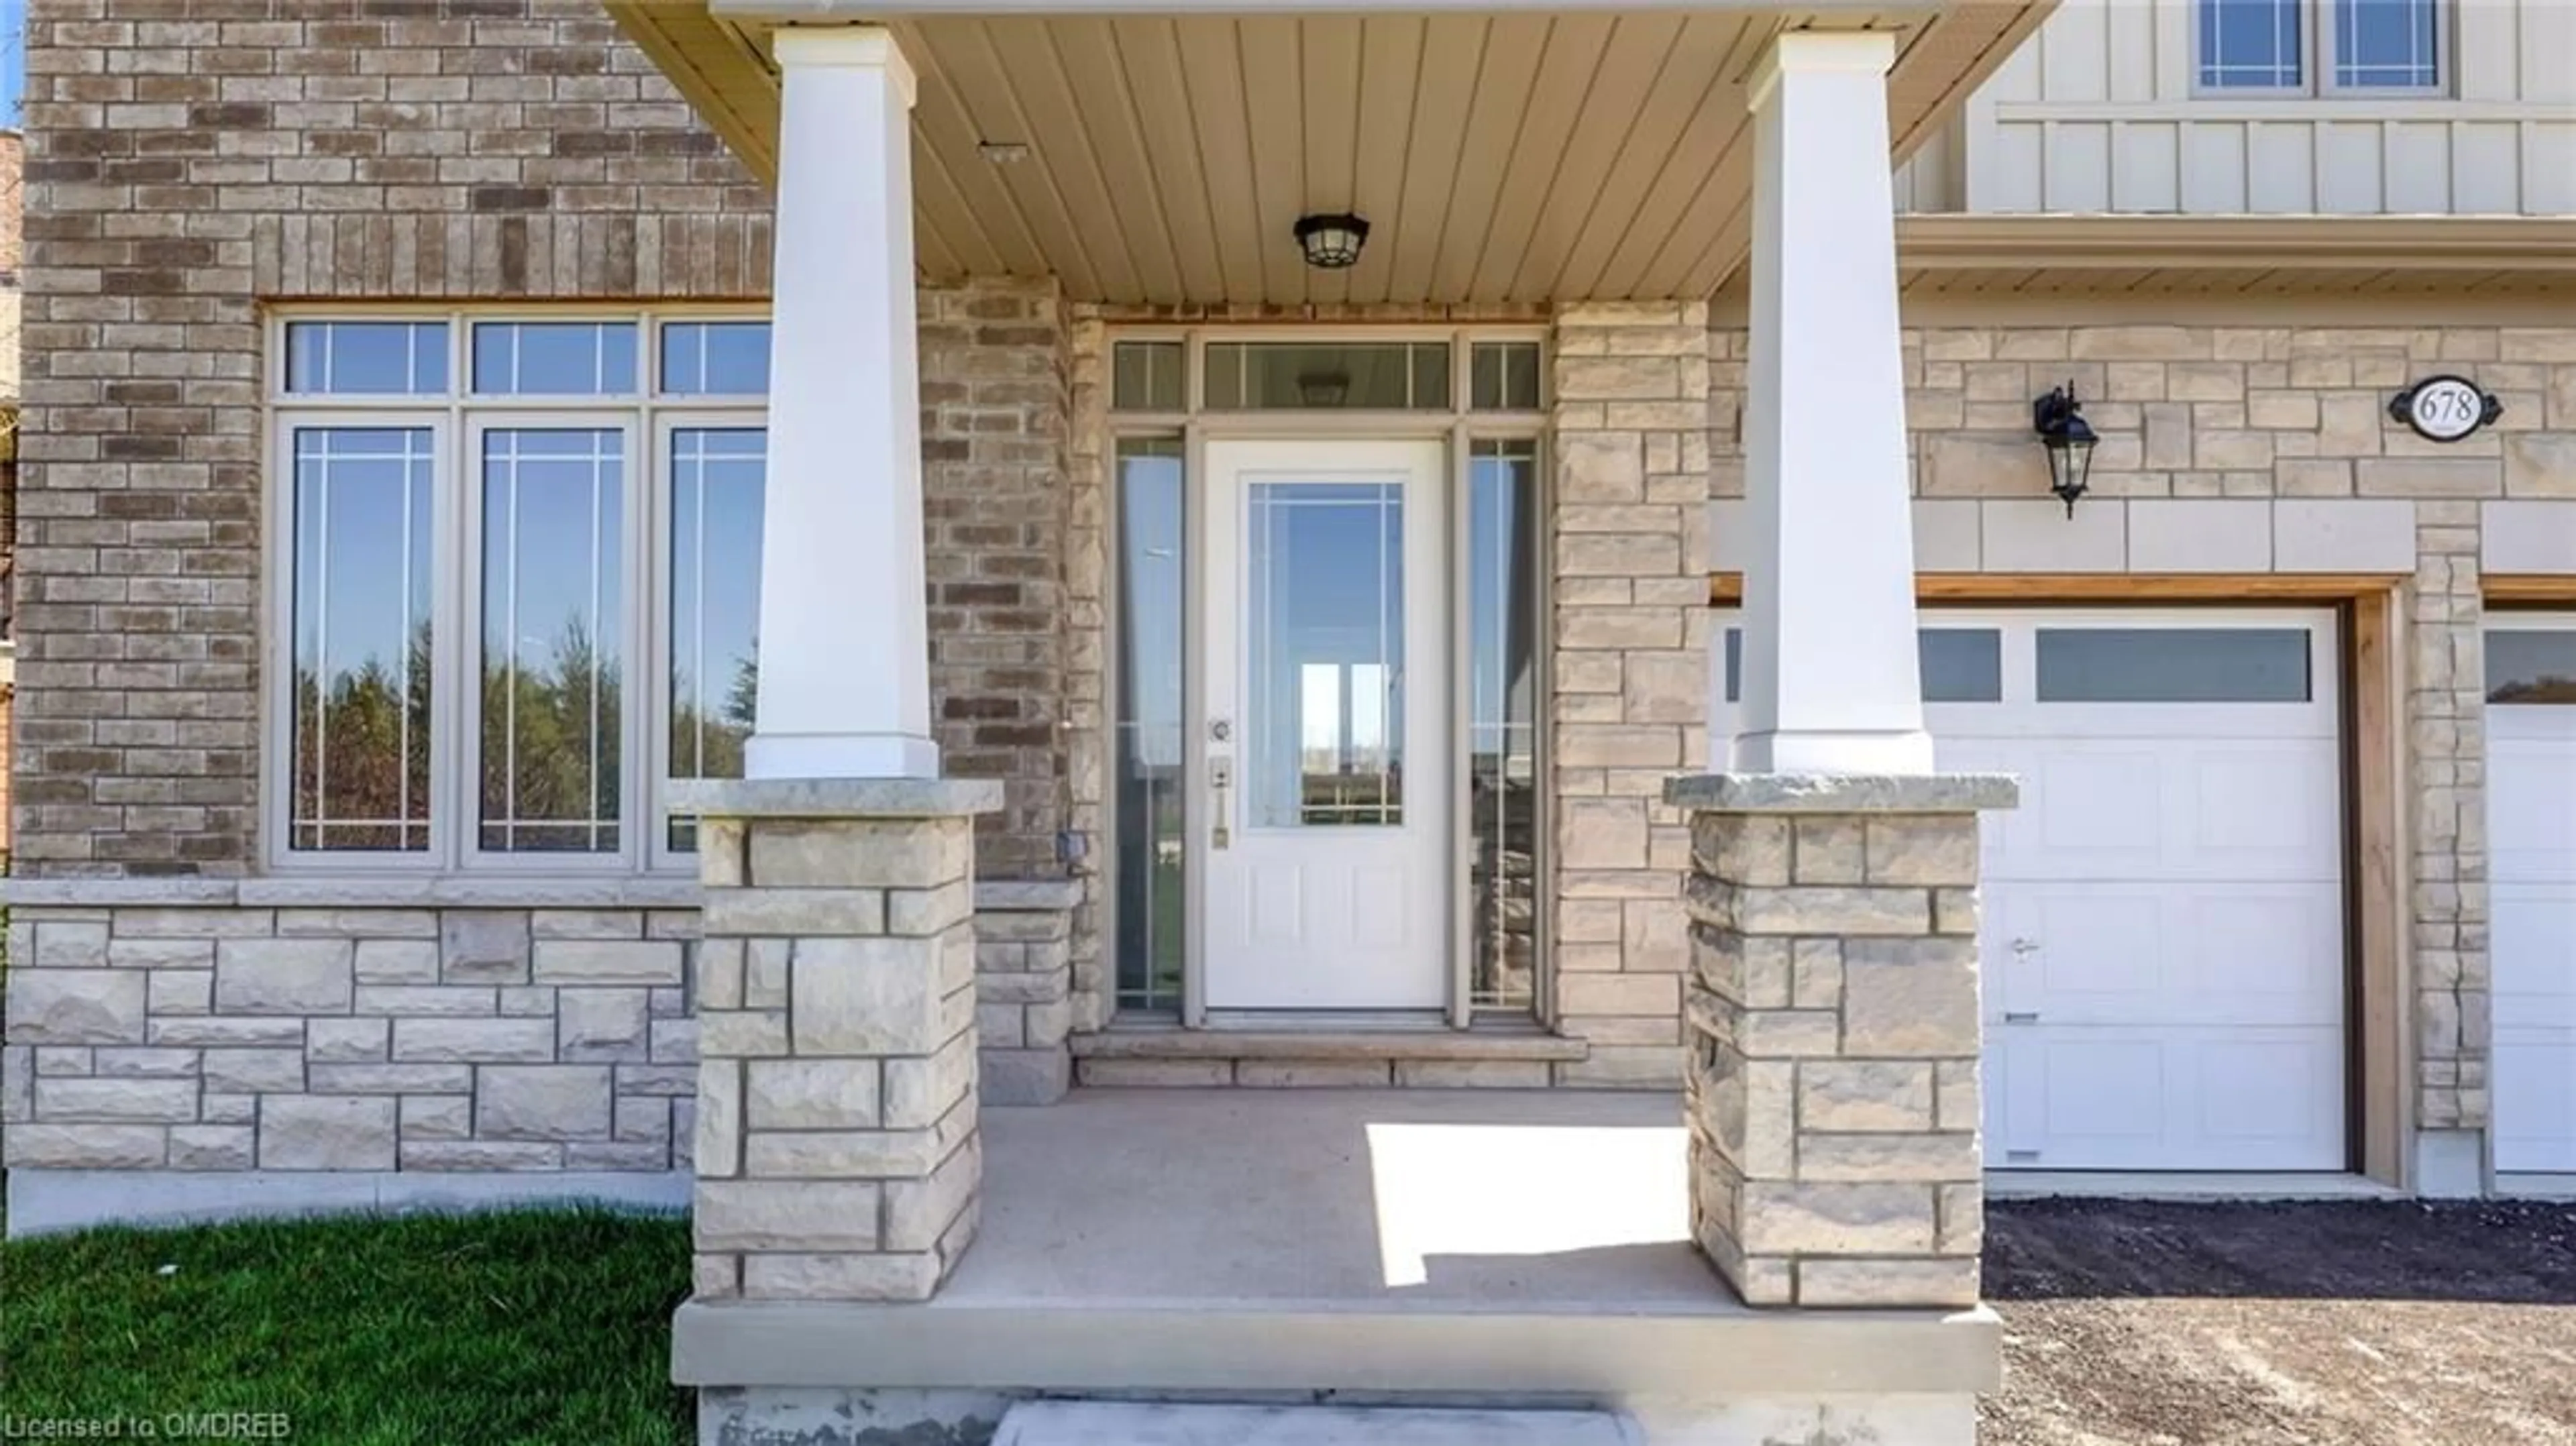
[2197,0,2445,95]
[272,313,769,873]
[2330,0,2440,90]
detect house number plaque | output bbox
[2390,375,2502,443]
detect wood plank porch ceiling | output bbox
[611,4,2053,306]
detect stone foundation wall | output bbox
[3,900,700,1172]
[1,885,1075,1171]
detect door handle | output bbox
[1208,755,1232,852]
[2010,937,2039,956]
[2004,1011,2040,1024]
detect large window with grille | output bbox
[269,313,769,871]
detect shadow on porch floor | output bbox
[961,1087,1720,1311]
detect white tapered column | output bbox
[1731,32,1932,775]
[747,27,936,779]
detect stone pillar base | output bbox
[973,881,1079,1106]
[679,778,1002,1303]
[1664,773,2017,1310]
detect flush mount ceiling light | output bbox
[1293,213,1370,270]
[977,142,1031,165]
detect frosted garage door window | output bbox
[2037,628,2311,703]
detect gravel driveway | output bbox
[1983,1199,2576,1446]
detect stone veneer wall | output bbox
[1545,302,1718,1087]
[1061,313,1111,1033]
[1704,319,2576,1140]
[1,885,1080,1169]
[4,901,699,1172]
[1678,790,1999,1308]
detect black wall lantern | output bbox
[2032,382,2099,517]
[1294,213,1370,270]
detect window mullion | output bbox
[625,412,652,873]
[444,392,472,871]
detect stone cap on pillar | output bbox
[670,777,1004,819]
[1663,773,2019,814]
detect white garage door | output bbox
[1714,608,2348,1172]
[2490,618,2576,1176]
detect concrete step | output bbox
[994,1402,1640,1446]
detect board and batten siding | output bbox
[1897,0,2576,215]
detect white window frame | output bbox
[2191,0,2451,98]
[262,307,768,877]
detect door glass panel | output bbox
[1203,342,1450,410]
[2487,630,2576,705]
[2036,627,2310,702]
[1114,439,1187,1009]
[1470,441,1539,1009]
[1246,481,1404,828]
[1721,626,2003,704]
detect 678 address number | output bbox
[2393,375,2498,443]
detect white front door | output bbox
[1201,438,1450,1011]
[2489,616,2576,1174]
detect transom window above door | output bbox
[1111,337,1544,414]
[268,313,771,873]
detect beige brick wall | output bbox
[19,8,1085,887]
[18,0,766,877]
[920,278,1075,882]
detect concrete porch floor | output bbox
[961,1087,1713,1310]
[674,1089,2001,1404]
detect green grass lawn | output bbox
[0,1207,694,1446]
